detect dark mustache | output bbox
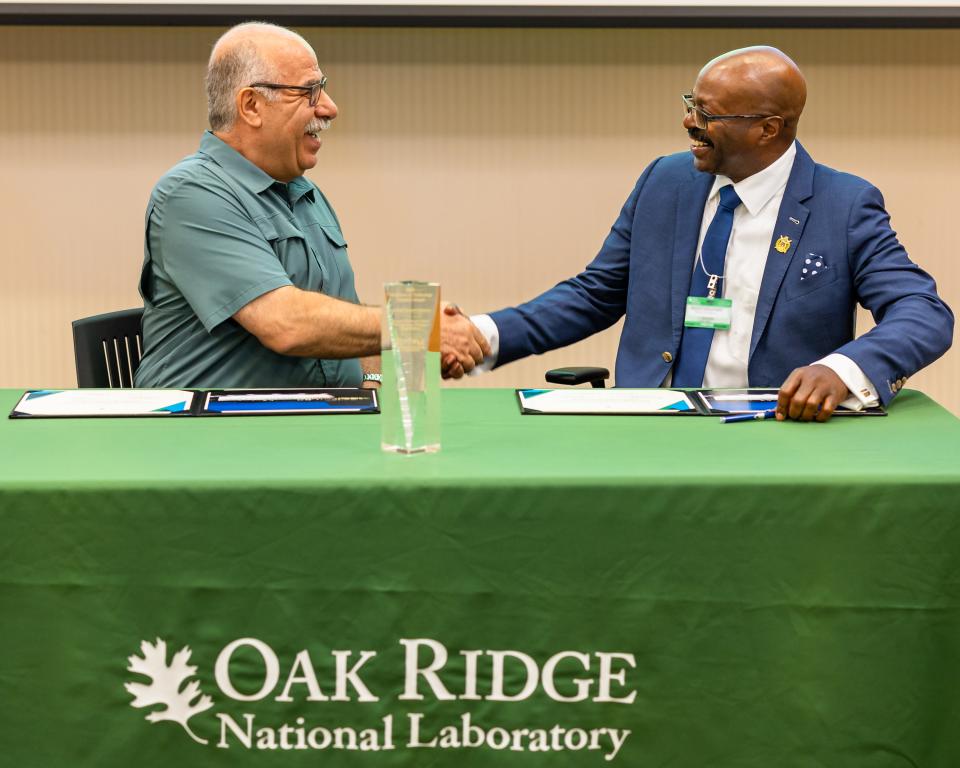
[688,128,712,145]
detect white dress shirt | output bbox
[473,143,879,409]
[698,143,797,388]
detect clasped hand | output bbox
[439,304,491,379]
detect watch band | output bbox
[362,373,383,384]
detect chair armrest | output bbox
[545,366,610,388]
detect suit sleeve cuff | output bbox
[468,314,499,375]
[815,353,880,411]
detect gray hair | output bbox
[206,22,311,131]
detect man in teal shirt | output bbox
[137,22,488,388]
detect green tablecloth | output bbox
[1,388,959,766]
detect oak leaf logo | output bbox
[125,638,214,744]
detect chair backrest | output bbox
[72,308,145,388]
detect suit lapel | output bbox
[749,143,815,360]
[671,169,713,342]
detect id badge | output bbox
[684,296,732,330]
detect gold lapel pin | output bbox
[775,235,792,253]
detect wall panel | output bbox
[0,25,956,412]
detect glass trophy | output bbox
[381,281,441,454]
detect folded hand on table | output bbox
[776,364,850,422]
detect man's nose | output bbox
[316,91,338,120]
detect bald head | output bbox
[206,22,316,131]
[685,46,806,181]
[211,21,312,63]
[699,46,806,139]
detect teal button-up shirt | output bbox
[136,131,363,388]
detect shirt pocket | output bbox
[254,213,323,290]
[308,223,353,291]
[320,224,347,249]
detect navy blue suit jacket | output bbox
[490,144,953,404]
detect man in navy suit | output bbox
[455,46,953,421]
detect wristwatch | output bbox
[362,373,383,385]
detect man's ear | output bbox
[757,116,784,145]
[236,87,263,128]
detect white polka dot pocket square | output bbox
[800,252,828,282]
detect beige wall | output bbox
[1,25,957,412]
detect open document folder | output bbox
[9,388,379,419]
[516,387,886,416]
[694,388,885,416]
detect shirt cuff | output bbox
[815,353,879,411]
[468,314,499,375]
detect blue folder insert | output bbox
[202,389,378,415]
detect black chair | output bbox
[72,308,144,388]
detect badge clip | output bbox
[706,274,719,298]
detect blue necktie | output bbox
[672,184,742,388]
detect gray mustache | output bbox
[305,118,331,134]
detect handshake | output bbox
[439,304,491,379]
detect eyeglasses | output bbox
[682,94,774,131]
[249,76,328,107]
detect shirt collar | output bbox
[288,176,316,204]
[197,131,313,201]
[708,140,797,217]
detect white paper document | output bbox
[517,388,696,414]
[12,389,194,417]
